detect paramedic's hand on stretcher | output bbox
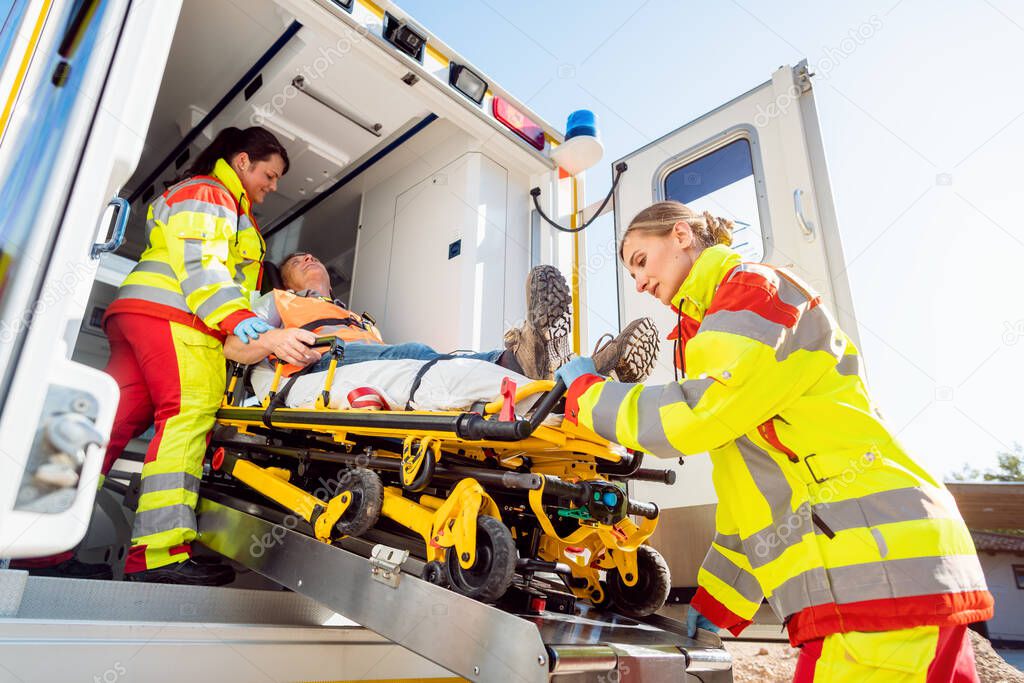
[234,317,273,343]
[223,327,320,366]
[554,356,599,388]
[686,606,720,638]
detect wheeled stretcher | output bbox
[210,337,676,616]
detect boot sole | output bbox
[525,265,571,339]
[599,317,660,383]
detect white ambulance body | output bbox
[0,0,853,679]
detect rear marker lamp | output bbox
[493,96,545,150]
[383,13,426,62]
[449,63,487,105]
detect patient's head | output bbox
[280,252,331,297]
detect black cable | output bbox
[530,162,627,234]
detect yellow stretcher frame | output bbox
[214,341,663,606]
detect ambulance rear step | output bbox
[196,495,734,682]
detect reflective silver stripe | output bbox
[727,262,777,284]
[116,283,189,312]
[140,472,201,495]
[238,213,254,232]
[701,308,786,349]
[132,504,196,539]
[132,260,176,279]
[234,258,254,285]
[836,353,860,376]
[151,200,171,226]
[767,565,832,618]
[813,486,952,534]
[169,198,236,222]
[745,501,815,568]
[183,239,205,277]
[701,545,763,604]
[194,285,246,322]
[744,485,956,569]
[700,305,841,362]
[734,437,808,568]
[768,554,989,618]
[636,384,685,458]
[590,381,635,443]
[681,376,715,408]
[714,532,745,554]
[181,267,234,297]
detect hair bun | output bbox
[702,210,734,247]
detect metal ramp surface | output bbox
[197,497,733,682]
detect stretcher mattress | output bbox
[251,358,544,413]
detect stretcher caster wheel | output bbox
[444,516,516,602]
[606,545,671,618]
[334,468,384,537]
[422,560,448,587]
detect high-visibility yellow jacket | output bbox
[106,158,263,339]
[565,244,993,646]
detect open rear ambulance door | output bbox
[613,62,858,585]
[0,0,181,559]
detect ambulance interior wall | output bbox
[346,118,531,354]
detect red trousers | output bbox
[105,313,225,572]
[794,625,979,682]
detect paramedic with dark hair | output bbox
[555,200,993,682]
[101,126,302,585]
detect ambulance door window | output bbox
[660,136,765,263]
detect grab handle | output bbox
[793,188,816,242]
[91,197,129,259]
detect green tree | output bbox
[950,443,1024,482]
[983,443,1024,482]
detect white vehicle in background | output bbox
[0,0,853,680]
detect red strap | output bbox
[347,387,390,410]
[499,377,517,421]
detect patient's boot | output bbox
[503,265,572,379]
[592,317,660,383]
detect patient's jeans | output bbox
[310,342,503,373]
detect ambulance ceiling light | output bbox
[449,63,487,105]
[550,109,604,176]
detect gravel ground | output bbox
[724,631,1023,682]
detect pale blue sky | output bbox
[399,0,1024,477]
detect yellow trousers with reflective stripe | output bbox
[110,315,225,572]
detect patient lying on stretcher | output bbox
[223,252,657,411]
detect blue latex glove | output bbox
[233,317,273,344]
[554,356,598,388]
[686,605,720,638]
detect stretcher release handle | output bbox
[627,500,659,520]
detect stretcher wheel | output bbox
[334,468,384,537]
[422,560,448,587]
[444,516,516,602]
[606,545,671,618]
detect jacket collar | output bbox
[669,244,742,322]
[212,158,250,216]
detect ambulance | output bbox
[0,0,855,680]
